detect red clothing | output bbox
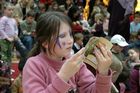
[129,67,140,93]
[129,15,134,22]
[72,23,83,33]
[39,0,52,5]
[39,0,46,3]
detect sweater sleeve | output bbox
[22,58,71,93]
[130,68,139,93]
[76,64,112,93]
[0,17,9,39]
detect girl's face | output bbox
[50,22,73,60]
[128,49,139,61]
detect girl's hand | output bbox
[58,48,85,82]
[94,43,112,75]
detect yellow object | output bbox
[83,0,90,20]
[103,0,110,6]
[135,0,140,12]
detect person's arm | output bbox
[76,64,112,93]
[130,68,139,93]
[22,58,71,93]
[20,22,28,35]
[130,22,133,33]
[0,17,9,39]
[124,0,135,16]
[77,43,113,93]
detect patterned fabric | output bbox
[0,60,11,93]
[0,39,13,63]
[0,16,18,39]
[11,74,23,93]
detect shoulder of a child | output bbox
[26,55,50,70]
[0,16,8,22]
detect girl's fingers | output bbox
[73,47,85,60]
[94,46,104,60]
[98,43,109,58]
[74,53,85,65]
[66,48,85,66]
[107,49,112,58]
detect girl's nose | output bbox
[67,36,73,44]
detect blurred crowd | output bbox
[0,0,140,93]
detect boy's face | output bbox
[77,38,83,47]
[134,17,140,23]
[5,7,13,17]
[27,16,34,24]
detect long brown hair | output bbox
[28,11,72,57]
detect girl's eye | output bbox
[59,34,65,38]
[70,32,73,37]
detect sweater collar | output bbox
[39,52,65,72]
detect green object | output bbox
[85,37,99,56]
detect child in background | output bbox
[0,3,18,63]
[130,12,140,42]
[22,11,113,93]
[20,10,36,51]
[72,33,84,53]
[128,30,140,50]
[127,47,140,93]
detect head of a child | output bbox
[26,10,35,24]
[38,3,46,13]
[65,0,73,6]
[68,5,80,22]
[3,3,14,17]
[30,12,73,60]
[111,34,129,53]
[51,1,59,11]
[128,47,140,62]
[134,12,140,24]
[94,13,104,24]
[74,33,84,47]
[19,0,28,7]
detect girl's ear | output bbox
[42,42,48,49]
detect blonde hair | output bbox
[4,3,14,9]
[74,33,84,41]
